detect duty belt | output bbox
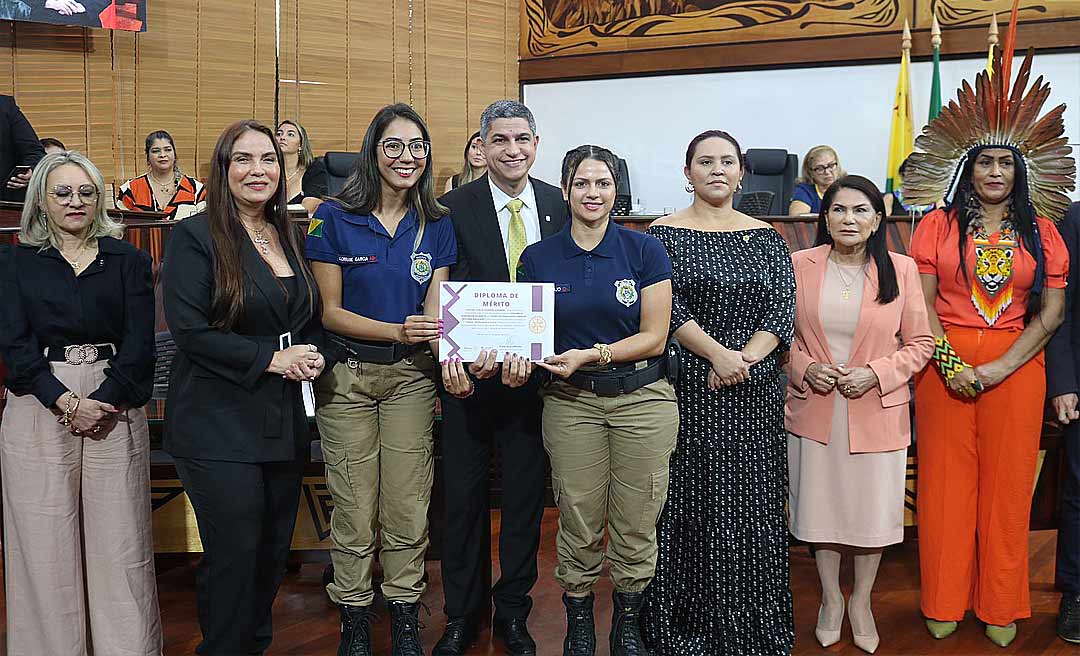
[326,333,418,366]
[564,357,666,397]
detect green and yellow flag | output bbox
[886,20,914,194]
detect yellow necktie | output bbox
[506,198,526,282]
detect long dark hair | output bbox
[815,175,899,304]
[331,104,448,229]
[206,120,319,329]
[947,146,1043,321]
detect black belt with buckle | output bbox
[44,343,116,365]
[326,333,418,365]
[565,357,666,397]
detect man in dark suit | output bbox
[433,99,568,656]
[1046,200,1080,644]
[0,94,45,202]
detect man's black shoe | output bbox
[1059,592,1080,644]
[493,616,537,655]
[432,616,478,655]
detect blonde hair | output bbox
[277,119,314,168]
[798,145,845,185]
[20,151,123,249]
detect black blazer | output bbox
[439,174,568,282]
[1047,201,1080,400]
[0,95,44,202]
[162,214,321,463]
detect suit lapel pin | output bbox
[545,215,551,222]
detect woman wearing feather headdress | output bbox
[905,3,1076,648]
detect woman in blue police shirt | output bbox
[516,145,678,656]
[304,103,456,656]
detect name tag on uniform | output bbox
[338,255,377,264]
[555,283,572,294]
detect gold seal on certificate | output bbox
[439,282,555,361]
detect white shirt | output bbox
[489,176,542,270]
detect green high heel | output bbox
[985,623,1017,648]
[925,619,958,639]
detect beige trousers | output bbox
[315,350,437,606]
[0,360,161,656]
[541,378,678,594]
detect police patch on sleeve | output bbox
[614,279,638,307]
[411,252,433,283]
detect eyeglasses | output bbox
[812,161,838,175]
[379,139,431,160]
[47,185,99,205]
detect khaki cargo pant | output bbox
[315,350,437,606]
[541,377,678,594]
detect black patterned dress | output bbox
[642,226,796,656]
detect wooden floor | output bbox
[0,510,1074,655]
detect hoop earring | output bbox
[736,182,744,194]
[685,181,694,193]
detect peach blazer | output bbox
[784,245,934,453]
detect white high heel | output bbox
[848,595,880,654]
[815,598,844,648]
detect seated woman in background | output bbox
[790,145,843,216]
[785,175,933,654]
[884,155,938,218]
[276,118,323,215]
[0,150,160,655]
[444,130,486,192]
[40,137,65,155]
[117,130,206,219]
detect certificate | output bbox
[439,282,555,362]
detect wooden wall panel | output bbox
[520,0,1080,82]
[110,30,137,184]
[84,27,115,179]
[0,0,520,195]
[0,23,13,96]
[14,24,86,153]
[197,1,258,178]
[345,0,396,148]
[426,0,467,185]
[254,1,277,126]
[296,0,348,154]
[135,0,199,177]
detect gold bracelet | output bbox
[58,392,80,426]
[593,343,613,367]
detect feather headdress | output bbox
[904,1,1075,220]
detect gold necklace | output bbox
[60,242,89,271]
[285,166,302,181]
[831,258,866,300]
[149,171,176,194]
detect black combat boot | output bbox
[609,591,651,656]
[562,592,596,656]
[337,604,373,656]
[389,600,424,656]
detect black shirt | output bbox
[0,236,155,409]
